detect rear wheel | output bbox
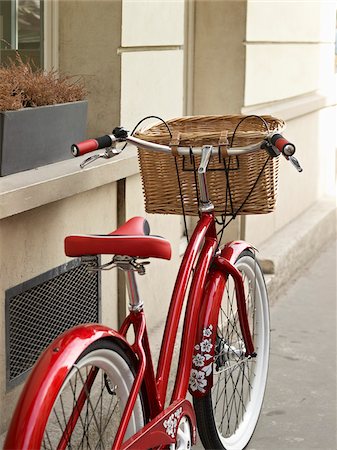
[42,339,146,449]
[194,250,270,450]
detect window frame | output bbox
[0,0,58,70]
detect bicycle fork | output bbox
[190,241,256,398]
[214,256,255,357]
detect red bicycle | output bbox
[5,115,302,449]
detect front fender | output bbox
[189,240,253,398]
[221,240,255,264]
[4,324,132,449]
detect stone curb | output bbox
[258,198,336,304]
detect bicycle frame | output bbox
[115,211,255,448]
[5,144,256,450]
[4,128,298,449]
[4,210,254,450]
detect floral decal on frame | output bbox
[163,406,183,438]
[189,325,214,393]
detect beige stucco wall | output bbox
[0,183,118,433]
[245,109,328,245]
[59,0,122,136]
[243,0,336,245]
[193,0,247,115]
[122,0,184,47]
[191,0,336,248]
[192,0,248,242]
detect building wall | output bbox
[0,183,118,432]
[192,0,336,246]
[243,0,336,245]
[193,0,248,242]
[193,0,247,115]
[59,0,122,136]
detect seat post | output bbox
[125,270,143,312]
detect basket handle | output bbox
[170,131,181,156]
[219,130,229,158]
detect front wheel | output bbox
[194,250,270,450]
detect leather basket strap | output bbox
[170,131,181,156]
[219,130,229,158]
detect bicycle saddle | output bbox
[64,216,172,260]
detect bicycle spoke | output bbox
[69,377,90,445]
[99,395,120,439]
[75,366,106,445]
[78,374,105,443]
[211,264,260,438]
[42,431,53,450]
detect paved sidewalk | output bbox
[248,239,336,450]
[195,240,336,450]
[245,240,336,449]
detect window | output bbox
[0,0,43,67]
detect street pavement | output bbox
[196,239,336,449]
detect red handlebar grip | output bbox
[271,134,295,156]
[71,135,114,157]
[71,139,99,157]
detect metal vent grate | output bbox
[6,259,100,388]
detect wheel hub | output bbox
[215,337,246,371]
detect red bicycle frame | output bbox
[4,127,299,449]
[4,210,254,450]
[115,211,255,448]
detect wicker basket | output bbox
[135,115,285,216]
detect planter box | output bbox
[0,101,88,176]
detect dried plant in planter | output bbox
[0,78,22,111]
[0,54,87,111]
[0,53,88,176]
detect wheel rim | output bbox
[212,254,269,450]
[42,347,144,449]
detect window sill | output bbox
[0,147,139,219]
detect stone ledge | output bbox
[0,147,139,219]
[258,197,336,303]
[242,89,336,121]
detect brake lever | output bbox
[80,146,123,169]
[288,155,303,173]
[262,138,303,173]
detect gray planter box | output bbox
[0,100,88,176]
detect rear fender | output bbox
[189,240,253,398]
[4,324,133,449]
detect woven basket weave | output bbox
[135,115,285,216]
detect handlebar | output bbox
[72,131,288,157]
[71,127,302,171]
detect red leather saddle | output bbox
[64,216,171,260]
